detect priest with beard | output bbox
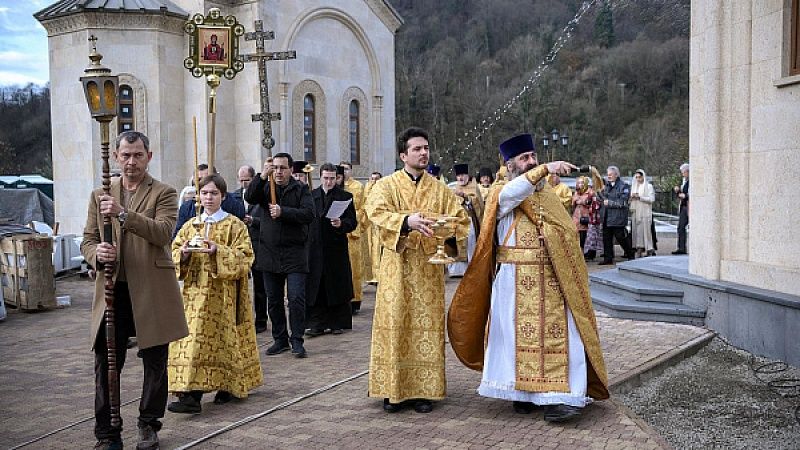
[306,163,357,335]
[448,133,609,422]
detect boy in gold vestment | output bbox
[168,174,262,414]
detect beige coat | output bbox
[81,173,189,350]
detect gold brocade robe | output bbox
[478,184,491,202]
[448,166,609,400]
[549,176,574,213]
[168,216,263,398]
[451,180,485,262]
[365,170,470,403]
[344,178,365,302]
[363,180,379,282]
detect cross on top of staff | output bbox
[243,20,296,152]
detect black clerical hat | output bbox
[293,160,308,174]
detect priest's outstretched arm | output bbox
[496,165,550,218]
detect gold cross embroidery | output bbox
[519,232,536,247]
[520,275,536,291]
[520,321,536,339]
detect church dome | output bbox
[34,0,187,21]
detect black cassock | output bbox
[307,185,357,331]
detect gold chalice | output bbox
[186,217,207,252]
[428,216,459,264]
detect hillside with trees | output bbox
[0,0,690,194]
[391,0,690,182]
[0,85,52,178]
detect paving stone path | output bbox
[1,270,709,449]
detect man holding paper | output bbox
[306,163,358,335]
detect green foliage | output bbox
[0,84,52,178]
[393,0,690,183]
[594,0,615,48]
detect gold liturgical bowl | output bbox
[186,218,209,252]
[428,216,459,265]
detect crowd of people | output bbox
[82,129,688,449]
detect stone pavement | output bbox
[0,264,710,449]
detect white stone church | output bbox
[35,0,402,235]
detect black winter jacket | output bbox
[599,179,631,228]
[244,175,314,273]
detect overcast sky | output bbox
[0,0,50,87]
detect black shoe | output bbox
[413,399,433,413]
[625,254,636,260]
[291,342,307,358]
[136,423,159,450]
[266,341,290,355]
[305,328,324,337]
[255,323,267,334]
[646,250,656,257]
[168,394,201,414]
[513,401,536,414]
[598,260,614,266]
[213,390,233,405]
[383,398,402,413]
[671,250,687,255]
[94,439,123,450]
[543,404,582,422]
[331,328,343,335]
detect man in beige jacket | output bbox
[82,130,189,450]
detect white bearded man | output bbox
[448,133,609,422]
[447,163,484,278]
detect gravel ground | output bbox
[617,338,800,450]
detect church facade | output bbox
[688,1,799,364]
[36,0,402,234]
[690,1,799,296]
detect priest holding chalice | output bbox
[364,127,469,414]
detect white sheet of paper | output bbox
[325,199,352,219]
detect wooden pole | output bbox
[207,74,220,173]
[193,116,200,218]
[100,121,121,428]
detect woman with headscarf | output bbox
[630,169,656,258]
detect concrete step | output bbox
[591,289,706,326]
[590,269,684,303]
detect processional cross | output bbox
[243,20,296,153]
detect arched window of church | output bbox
[118,85,135,134]
[349,100,360,165]
[304,94,316,162]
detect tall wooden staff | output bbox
[80,36,121,428]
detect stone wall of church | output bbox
[171,0,399,182]
[198,0,400,181]
[689,0,799,295]
[41,13,187,234]
[43,1,400,233]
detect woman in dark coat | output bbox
[306,163,358,334]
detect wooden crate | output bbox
[0,234,56,310]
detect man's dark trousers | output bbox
[252,267,268,328]
[94,282,168,441]
[264,272,307,346]
[676,206,689,252]
[602,225,634,262]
